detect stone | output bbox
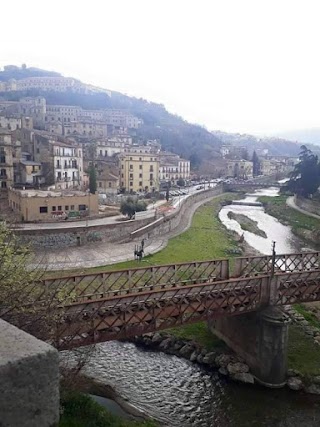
[218,367,228,376]
[305,384,320,395]
[197,354,204,364]
[190,351,199,362]
[227,362,250,375]
[179,344,194,358]
[215,354,233,368]
[287,377,303,391]
[300,319,309,326]
[233,372,255,384]
[287,369,301,377]
[151,332,163,344]
[202,352,217,366]
[159,337,173,351]
[312,376,320,385]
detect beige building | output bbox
[119,149,159,192]
[8,188,98,222]
[227,160,253,179]
[260,159,286,176]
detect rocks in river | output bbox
[179,344,194,358]
[202,352,217,366]
[151,332,163,344]
[227,362,250,375]
[215,354,234,368]
[287,377,303,391]
[218,367,228,376]
[312,376,320,385]
[159,337,174,351]
[233,373,255,384]
[287,369,302,378]
[305,384,320,395]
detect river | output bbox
[69,186,320,426]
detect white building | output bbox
[53,142,83,190]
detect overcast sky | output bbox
[1,0,320,135]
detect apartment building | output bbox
[119,149,159,192]
[159,151,190,185]
[53,142,83,190]
[0,129,22,197]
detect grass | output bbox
[287,324,320,377]
[168,321,227,352]
[294,304,320,329]
[258,195,320,244]
[59,391,156,427]
[48,193,241,277]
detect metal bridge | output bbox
[28,251,320,350]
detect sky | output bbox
[1,0,320,135]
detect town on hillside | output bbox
[0,65,297,223]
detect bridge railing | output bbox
[43,258,230,302]
[55,274,270,349]
[232,252,320,278]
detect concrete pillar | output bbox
[0,319,60,426]
[208,306,290,387]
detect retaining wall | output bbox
[0,319,59,426]
[13,186,223,249]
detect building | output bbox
[159,151,190,185]
[8,188,98,222]
[119,149,160,192]
[0,129,22,197]
[63,120,108,138]
[96,166,119,195]
[53,142,83,190]
[17,152,42,186]
[227,160,253,179]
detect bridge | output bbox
[13,251,319,387]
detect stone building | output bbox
[8,188,98,222]
[227,160,253,179]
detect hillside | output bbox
[274,128,320,147]
[1,65,315,164]
[212,130,320,158]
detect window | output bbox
[39,206,48,213]
[129,164,133,170]
[130,181,133,187]
[130,157,132,160]
[139,181,143,186]
[150,166,154,172]
[129,173,133,179]
[58,206,62,211]
[79,204,87,211]
[139,165,142,170]
[150,173,153,180]
[99,182,102,187]
[139,173,142,178]
[65,206,69,211]
[121,173,124,178]
[70,205,75,211]
[108,182,112,188]
[52,206,56,212]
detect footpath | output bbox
[32,191,221,271]
[286,196,320,220]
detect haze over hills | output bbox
[273,128,320,147]
[1,65,317,166]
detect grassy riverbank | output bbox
[59,391,156,427]
[258,195,320,246]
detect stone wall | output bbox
[0,319,60,426]
[129,186,223,241]
[13,216,155,249]
[295,195,320,216]
[13,186,223,249]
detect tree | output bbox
[286,145,320,198]
[166,186,170,202]
[88,164,97,194]
[0,223,74,342]
[252,151,260,177]
[120,197,147,219]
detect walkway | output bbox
[32,191,221,271]
[286,196,320,220]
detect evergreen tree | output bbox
[89,164,97,194]
[252,151,260,177]
[287,145,320,197]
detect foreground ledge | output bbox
[0,319,59,426]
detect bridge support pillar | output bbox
[208,306,290,387]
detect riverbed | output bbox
[68,186,320,426]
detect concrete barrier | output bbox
[0,319,59,426]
